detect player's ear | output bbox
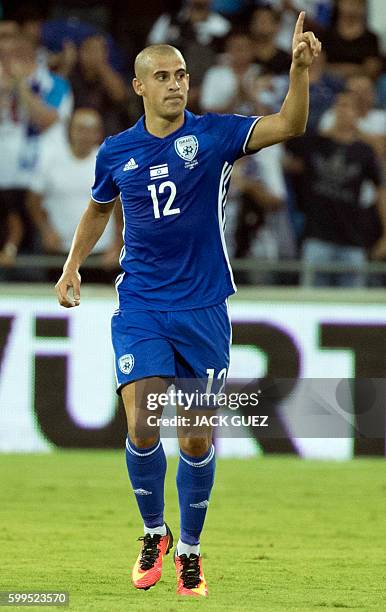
[186,72,190,92]
[132,77,144,97]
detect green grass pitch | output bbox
[1,452,385,611]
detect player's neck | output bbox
[144,112,185,139]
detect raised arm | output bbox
[10,62,59,130]
[55,198,117,307]
[247,12,321,152]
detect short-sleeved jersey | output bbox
[91,110,261,310]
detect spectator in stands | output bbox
[231,146,291,253]
[26,108,122,281]
[0,33,73,273]
[148,0,231,111]
[250,72,288,114]
[249,5,292,75]
[320,75,386,144]
[226,143,295,283]
[285,91,386,287]
[67,35,129,136]
[200,32,261,114]
[17,8,126,75]
[148,0,231,49]
[0,33,73,172]
[319,75,386,192]
[322,0,382,80]
[307,50,345,130]
[228,157,282,258]
[17,9,50,70]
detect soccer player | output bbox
[56,12,321,597]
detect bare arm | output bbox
[0,212,24,266]
[100,198,124,269]
[233,175,283,210]
[26,191,64,252]
[16,80,58,130]
[26,191,47,231]
[6,212,24,248]
[52,41,78,79]
[82,36,128,104]
[98,64,128,104]
[247,12,321,152]
[55,198,117,307]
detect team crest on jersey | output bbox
[174,135,199,169]
[118,353,135,375]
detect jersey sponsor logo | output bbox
[123,158,138,171]
[133,488,152,496]
[150,163,169,180]
[189,500,209,508]
[174,135,199,167]
[118,353,135,374]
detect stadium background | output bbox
[0,1,385,610]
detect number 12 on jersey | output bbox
[147,181,180,219]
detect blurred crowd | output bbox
[0,0,385,287]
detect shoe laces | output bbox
[179,553,201,589]
[137,533,161,570]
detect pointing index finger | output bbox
[294,11,305,39]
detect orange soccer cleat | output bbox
[174,551,208,597]
[132,524,173,590]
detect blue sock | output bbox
[125,436,167,529]
[176,444,216,545]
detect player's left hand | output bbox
[292,12,322,69]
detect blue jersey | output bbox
[91,110,261,310]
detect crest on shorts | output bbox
[118,353,135,375]
[174,135,199,162]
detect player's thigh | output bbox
[172,301,230,455]
[121,377,169,447]
[173,300,231,386]
[111,308,175,392]
[111,308,175,445]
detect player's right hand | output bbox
[55,269,81,308]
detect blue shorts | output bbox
[111,301,231,394]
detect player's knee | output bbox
[126,409,160,449]
[128,429,159,449]
[179,437,211,457]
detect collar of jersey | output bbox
[136,110,192,141]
